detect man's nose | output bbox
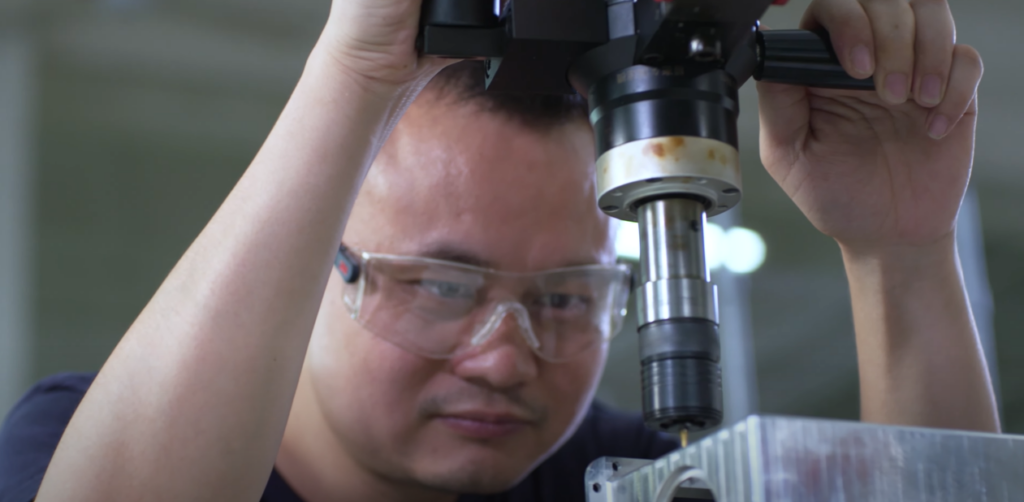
[451,309,540,389]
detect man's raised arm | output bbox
[842,237,999,432]
[36,2,449,500]
[757,0,999,432]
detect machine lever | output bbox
[755,30,876,90]
[420,0,498,28]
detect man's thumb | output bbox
[756,81,810,155]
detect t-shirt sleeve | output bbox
[0,373,96,502]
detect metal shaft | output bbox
[636,199,717,327]
[636,198,723,433]
[639,198,709,284]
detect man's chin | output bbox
[413,465,525,495]
[408,443,544,495]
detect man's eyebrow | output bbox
[416,245,496,269]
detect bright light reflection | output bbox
[723,227,767,274]
[614,220,642,262]
[615,221,767,274]
[704,223,726,271]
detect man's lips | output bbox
[435,410,535,439]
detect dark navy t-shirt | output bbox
[0,373,677,502]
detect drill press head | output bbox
[582,65,744,432]
[569,1,771,433]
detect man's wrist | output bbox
[295,43,437,155]
[304,45,406,104]
[838,233,960,292]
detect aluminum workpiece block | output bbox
[585,415,1024,502]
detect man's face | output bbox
[302,97,616,494]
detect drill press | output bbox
[418,0,873,434]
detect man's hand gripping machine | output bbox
[417,0,872,434]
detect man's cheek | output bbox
[325,344,434,453]
[559,351,605,397]
[559,353,606,421]
[313,328,423,420]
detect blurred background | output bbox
[0,0,1021,433]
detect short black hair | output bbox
[425,60,590,130]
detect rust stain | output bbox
[707,148,717,161]
[644,138,688,160]
[620,154,634,176]
[669,138,686,162]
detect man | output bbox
[0,0,999,500]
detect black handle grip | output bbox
[418,0,504,58]
[420,0,498,28]
[755,30,875,90]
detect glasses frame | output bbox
[334,244,634,361]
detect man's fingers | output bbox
[756,81,810,163]
[910,0,956,108]
[859,0,917,104]
[927,44,983,139]
[800,0,875,79]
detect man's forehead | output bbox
[368,97,596,203]
[345,97,615,270]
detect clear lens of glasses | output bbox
[342,254,631,362]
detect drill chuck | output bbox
[636,198,723,433]
[641,320,723,432]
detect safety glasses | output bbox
[335,245,632,362]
